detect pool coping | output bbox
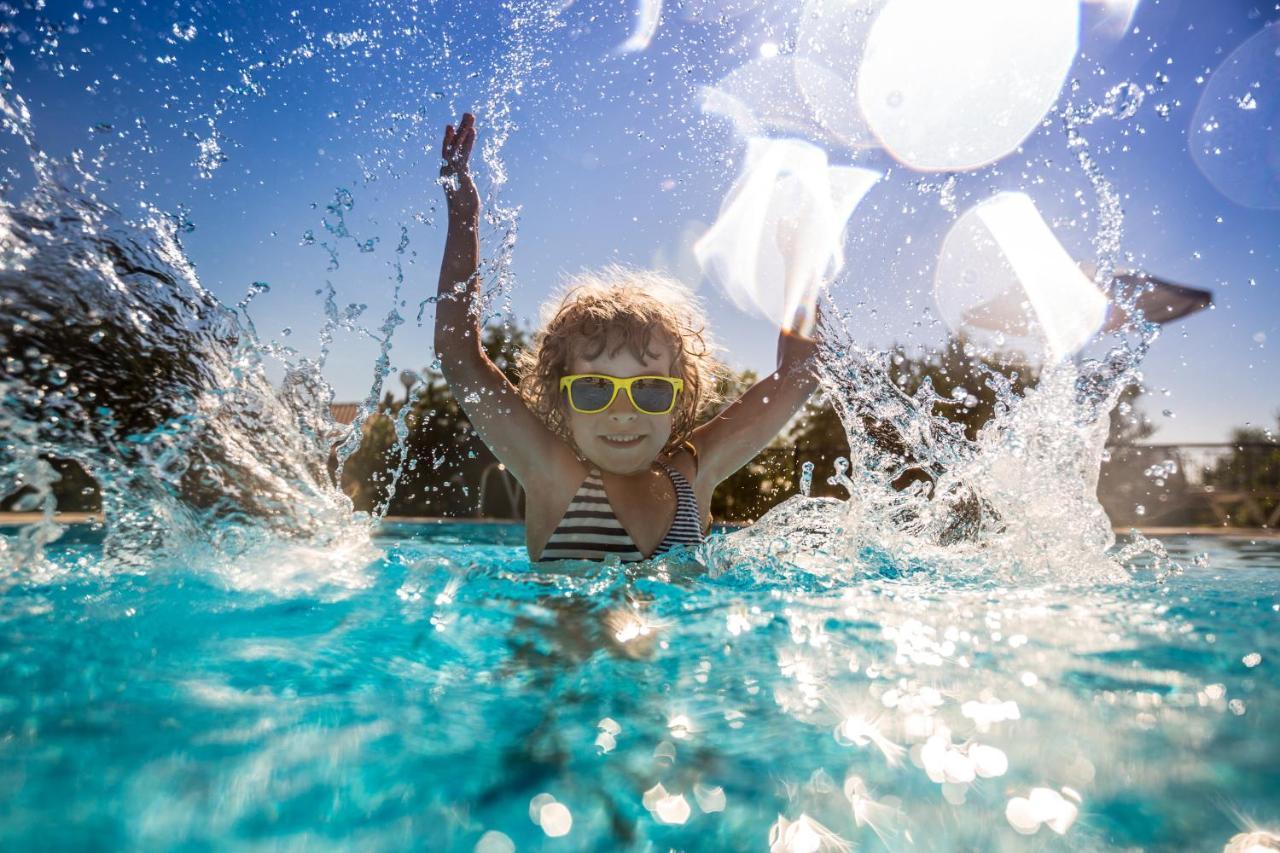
[1,512,1276,539]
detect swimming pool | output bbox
[2,521,1276,850]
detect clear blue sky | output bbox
[2,0,1277,442]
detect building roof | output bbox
[330,403,361,425]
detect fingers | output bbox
[442,124,455,160]
[441,113,476,163]
[459,124,476,163]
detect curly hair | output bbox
[517,266,724,452]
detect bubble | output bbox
[934,192,1107,361]
[858,0,1079,171]
[1243,652,1262,667]
[1190,23,1280,209]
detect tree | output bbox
[338,323,527,517]
[1204,418,1280,494]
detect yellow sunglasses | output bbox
[559,374,685,415]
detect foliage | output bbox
[16,328,1188,525]
[1203,417,1280,492]
[0,457,100,513]
[339,323,526,517]
[712,337,1050,520]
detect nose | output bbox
[606,389,638,420]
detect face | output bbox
[563,340,677,475]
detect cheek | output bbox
[649,414,674,442]
[566,409,602,441]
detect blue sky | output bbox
[2,0,1277,443]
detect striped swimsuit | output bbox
[537,461,704,562]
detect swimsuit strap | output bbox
[651,460,704,556]
[538,467,645,563]
[537,463,704,563]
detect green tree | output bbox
[339,323,528,517]
[1204,418,1280,493]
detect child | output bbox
[434,113,819,562]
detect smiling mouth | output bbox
[600,434,645,448]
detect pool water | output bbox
[1,522,1277,851]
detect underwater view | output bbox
[1,0,1278,850]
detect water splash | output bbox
[705,85,1174,583]
[0,90,368,583]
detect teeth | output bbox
[604,434,641,442]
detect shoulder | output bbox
[521,443,592,553]
[661,442,699,484]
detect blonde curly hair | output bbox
[517,266,724,451]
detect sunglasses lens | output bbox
[568,377,614,412]
[630,378,677,413]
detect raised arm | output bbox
[690,328,820,487]
[433,113,565,486]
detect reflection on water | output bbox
[0,527,1276,849]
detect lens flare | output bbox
[694,138,880,335]
[934,192,1108,361]
[794,0,887,149]
[702,55,841,145]
[1190,22,1280,210]
[1081,0,1141,40]
[858,0,1079,171]
[618,0,662,53]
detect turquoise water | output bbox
[1,522,1277,850]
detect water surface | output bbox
[2,523,1276,850]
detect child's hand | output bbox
[778,306,821,370]
[440,112,479,222]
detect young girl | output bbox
[435,113,819,562]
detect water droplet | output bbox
[799,461,814,497]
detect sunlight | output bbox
[858,0,1079,170]
[935,192,1108,361]
[618,0,663,52]
[694,138,880,335]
